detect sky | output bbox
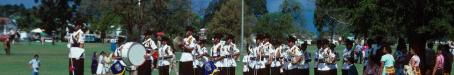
[0,0,39,8]
[1,0,317,34]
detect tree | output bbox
[207,0,255,42]
[317,0,454,72]
[254,13,296,40]
[35,0,71,41]
[245,0,267,17]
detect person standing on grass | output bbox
[313,39,322,75]
[157,37,174,75]
[29,54,40,75]
[140,30,157,75]
[68,23,85,75]
[394,39,407,75]
[432,45,445,75]
[409,48,421,75]
[441,44,453,75]
[298,42,311,75]
[179,27,196,75]
[193,38,208,75]
[342,40,354,75]
[91,52,98,75]
[424,42,436,75]
[378,44,395,75]
[222,34,240,75]
[243,44,252,75]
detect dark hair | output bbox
[428,42,434,48]
[34,54,39,58]
[382,44,392,53]
[300,42,308,51]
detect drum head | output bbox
[127,43,146,66]
[120,42,146,66]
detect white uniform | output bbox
[243,54,252,72]
[298,50,311,69]
[317,48,336,71]
[68,29,85,48]
[68,29,85,60]
[342,48,353,70]
[271,44,282,68]
[254,43,266,69]
[247,46,258,70]
[211,42,224,67]
[143,38,158,50]
[285,45,301,70]
[193,45,208,68]
[158,45,174,66]
[180,36,196,62]
[222,42,240,67]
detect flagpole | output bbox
[241,0,245,57]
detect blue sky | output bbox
[1,0,317,33]
[0,0,39,8]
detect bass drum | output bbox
[120,42,146,66]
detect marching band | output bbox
[80,26,437,75]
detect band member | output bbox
[210,33,224,75]
[158,37,174,75]
[283,36,302,75]
[180,27,196,75]
[330,43,339,75]
[140,30,157,75]
[342,40,354,75]
[193,38,208,75]
[154,31,165,69]
[112,37,127,75]
[314,40,322,75]
[69,24,85,75]
[243,44,252,75]
[248,34,262,75]
[271,43,283,75]
[317,39,336,75]
[257,34,272,75]
[298,42,311,75]
[252,33,264,75]
[222,34,240,75]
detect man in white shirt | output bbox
[158,37,174,75]
[179,27,196,75]
[210,33,224,75]
[193,38,208,75]
[342,40,354,75]
[139,30,157,75]
[261,35,274,75]
[68,24,85,75]
[284,36,302,74]
[29,54,40,75]
[298,42,311,75]
[317,39,336,75]
[222,34,240,75]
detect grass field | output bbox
[0,42,451,75]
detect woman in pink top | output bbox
[432,45,444,75]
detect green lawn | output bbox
[0,42,451,75]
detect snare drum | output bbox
[119,42,147,66]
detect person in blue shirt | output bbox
[394,39,407,75]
